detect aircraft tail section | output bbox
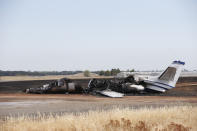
[145,60,185,92]
[158,60,185,87]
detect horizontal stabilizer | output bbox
[98,90,124,98]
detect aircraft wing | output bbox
[97,90,124,98]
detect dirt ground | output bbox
[0,94,197,120]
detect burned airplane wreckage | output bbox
[25,61,185,97]
[25,78,84,94]
[25,76,143,97]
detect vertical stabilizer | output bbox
[145,61,185,92]
[158,60,185,87]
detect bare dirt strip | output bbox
[0,94,197,120]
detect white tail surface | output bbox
[158,61,185,87]
[145,61,185,92]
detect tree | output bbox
[130,69,135,72]
[99,70,105,76]
[111,68,120,76]
[105,70,111,76]
[84,70,90,77]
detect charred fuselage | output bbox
[25,75,146,95]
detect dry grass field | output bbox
[1,106,197,131]
[0,75,66,81]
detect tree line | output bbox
[0,68,134,76]
[93,68,121,76]
[0,70,82,76]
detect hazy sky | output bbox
[0,0,197,71]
